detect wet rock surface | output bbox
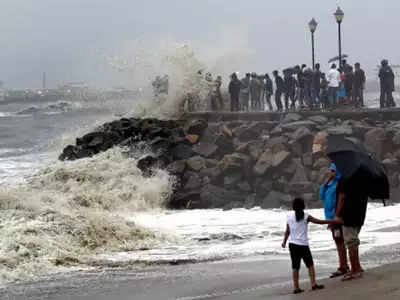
[60,114,400,209]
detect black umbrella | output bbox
[283,67,298,75]
[328,54,349,63]
[326,135,390,200]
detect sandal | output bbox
[293,289,304,294]
[341,272,362,282]
[312,284,325,291]
[330,268,349,278]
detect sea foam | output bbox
[0,147,175,284]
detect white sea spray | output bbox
[0,148,175,284]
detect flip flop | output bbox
[330,268,349,278]
[341,272,362,282]
[293,289,304,294]
[312,284,325,291]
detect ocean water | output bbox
[1,92,400,286]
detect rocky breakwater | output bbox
[60,113,400,210]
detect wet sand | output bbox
[2,246,400,300]
[221,262,400,300]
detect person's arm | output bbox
[282,224,290,248]
[308,215,343,225]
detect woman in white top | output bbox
[282,198,340,294]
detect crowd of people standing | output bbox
[152,59,396,112]
[228,59,396,112]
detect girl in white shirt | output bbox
[282,198,340,294]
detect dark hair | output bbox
[292,198,305,222]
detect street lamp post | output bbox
[308,18,318,69]
[334,7,344,69]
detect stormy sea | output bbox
[0,88,399,286]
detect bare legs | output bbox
[292,266,323,293]
[349,247,362,274]
[335,239,349,272]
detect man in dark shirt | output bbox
[273,70,284,112]
[311,63,322,108]
[379,59,396,108]
[228,73,242,112]
[353,63,366,107]
[283,70,297,110]
[336,174,368,280]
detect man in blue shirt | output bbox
[320,163,349,277]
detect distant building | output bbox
[58,82,90,99]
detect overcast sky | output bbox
[1,0,399,88]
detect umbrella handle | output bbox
[382,199,386,207]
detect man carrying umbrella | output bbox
[313,132,390,281]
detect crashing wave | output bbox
[0,148,175,283]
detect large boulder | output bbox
[248,140,265,160]
[326,125,353,136]
[393,131,400,146]
[185,119,208,136]
[200,184,245,208]
[302,152,313,168]
[308,115,328,125]
[272,150,291,168]
[266,136,289,153]
[290,159,309,182]
[288,126,313,155]
[253,149,291,176]
[171,144,195,160]
[233,124,261,142]
[220,153,252,174]
[282,113,302,124]
[224,172,243,189]
[313,157,329,170]
[169,190,201,208]
[261,191,291,209]
[166,160,187,175]
[215,134,235,157]
[193,142,218,158]
[186,156,207,171]
[253,149,273,176]
[365,128,393,160]
[183,174,203,190]
[281,120,316,131]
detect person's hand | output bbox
[281,242,286,249]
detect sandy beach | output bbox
[220,263,400,300]
[1,253,400,300]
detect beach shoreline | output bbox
[1,248,400,300]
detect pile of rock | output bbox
[60,113,400,210]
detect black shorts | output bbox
[289,243,314,270]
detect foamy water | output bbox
[94,203,400,265]
[0,148,175,284]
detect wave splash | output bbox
[0,147,175,284]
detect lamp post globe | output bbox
[334,6,344,24]
[308,18,318,33]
